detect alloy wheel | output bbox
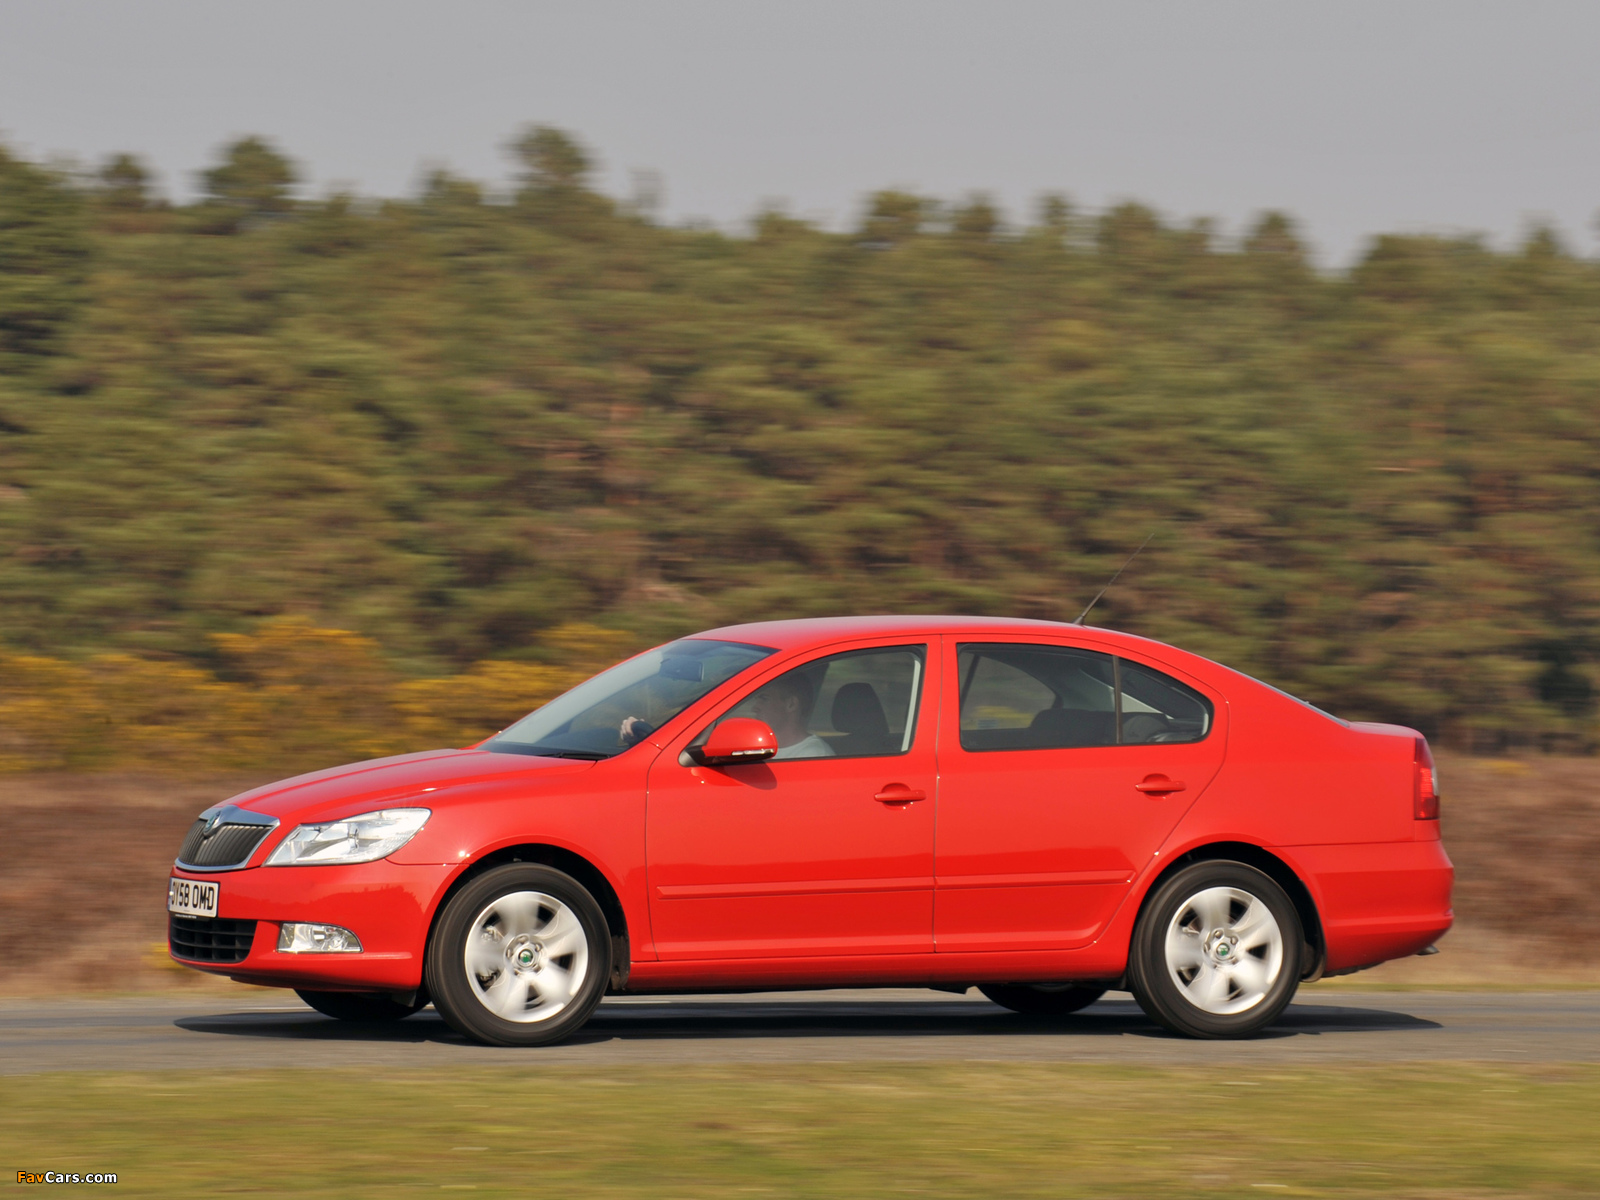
[463,890,590,1024]
[1163,885,1284,1015]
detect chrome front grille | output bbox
[175,805,279,870]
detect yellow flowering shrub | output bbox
[87,654,261,772]
[394,624,637,749]
[0,654,109,772]
[0,621,642,775]
[393,660,587,750]
[211,622,399,766]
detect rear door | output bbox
[934,637,1226,951]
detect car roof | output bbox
[689,615,1172,656]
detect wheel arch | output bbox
[426,843,633,990]
[1134,842,1326,981]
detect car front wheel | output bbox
[1127,861,1302,1039]
[425,864,611,1047]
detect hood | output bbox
[219,748,594,824]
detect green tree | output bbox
[200,135,297,228]
[1244,211,1304,258]
[511,125,592,193]
[859,190,928,246]
[952,194,1000,240]
[0,146,89,358]
[96,154,153,210]
[508,124,613,231]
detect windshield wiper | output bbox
[495,745,610,761]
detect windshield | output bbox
[485,639,776,760]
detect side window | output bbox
[956,644,1213,750]
[709,645,927,761]
[1119,659,1211,744]
[958,644,1117,751]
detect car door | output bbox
[646,639,940,960]
[934,637,1227,952]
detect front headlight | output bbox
[265,808,431,866]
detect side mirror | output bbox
[690,718,778,767]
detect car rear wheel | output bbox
[425,864,611,1047]
[1127,861,1302,1039]
[294,989,426,1022]
[978,983,1106,1016]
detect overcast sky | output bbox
[3,1,1598,265]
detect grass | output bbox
[3,1063,1597,1197]
[1307,979,1600,992]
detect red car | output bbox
[167,616,1452,1043]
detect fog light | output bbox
[277,923,362,953]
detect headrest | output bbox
[832,681,890,737]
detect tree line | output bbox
[1,127,1597,759]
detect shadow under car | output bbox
[174,994,1441,1045]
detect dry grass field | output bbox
[1,751,1594,996]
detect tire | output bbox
[978,983,1106,1016]
[424,863,611,1047]
[1127,861,1303,1039]
[295,989,426,1022]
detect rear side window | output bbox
[959,645,1118,750]
[1118,658,1212,745]
[958,644,1212,751]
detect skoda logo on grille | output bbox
[177,805,278,871]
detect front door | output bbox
[934,637,1227,952]
[647,640,939,960]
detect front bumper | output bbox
[168,860,455,991]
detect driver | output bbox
[620,667,834,759]
[742,672,833,760]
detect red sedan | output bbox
[167,616,1452,1043]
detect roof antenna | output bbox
[1072,532,1154,625]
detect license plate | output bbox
[168,878,219,918]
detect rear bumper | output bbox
[1279,839,1454,972]
[168,861,454,991]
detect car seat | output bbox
[831,682,894,756]
[1027,707,1115,748]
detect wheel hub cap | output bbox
[463,890,589,1024]
[1207,931,1239,962]
[1164,886,1285,1016]
[505,935,545,972]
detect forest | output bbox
[1,127,1598,769]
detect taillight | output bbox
[1414,737,1440,820]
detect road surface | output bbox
[2,988,1595,1075]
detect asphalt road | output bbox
[2,988,1596,1075]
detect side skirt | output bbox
[622,945,1128,993]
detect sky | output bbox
[3,0,1599,266]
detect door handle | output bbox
[1134,775,1186,795]
[874,785,926,804]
